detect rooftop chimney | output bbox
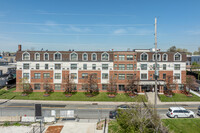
[18,44,22,51]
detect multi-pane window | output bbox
[71,73,77,79]
[44,53,49,60]
[43,73,50,79]
[127,74,133,79]
[55,53,61,60]
[92,53,97,61]
[55,64,61,70]
[163,64,167,70]
[35,53,40,60]
[114,55,117,61]
[34,84,40,90]
[23,64,29,69]
[119,64,125,70]
[102,73,108,79]
[102,53,109,61]
[127,64,133,70]
[141,73,147,80]
[174,73,180,80]
[36,64,40,69]
[45,64,49,70]
[54,84,61,90]
[71,53,78,61]
[141,53,148,61]
[23,53,30,60]
[114,64,118,70]
[83,53,88,61]
[34,73,41,79]
[119,85,125,91]
[141,64,147,70]
[134,64,137,69]
[118,74,125,80]
[174,53,181,61]
[83,64,87,70]
[119,55,125,61]
[71,64,77,70]
[163,54,168,61]
[174,64,180,70]
[153,54,161,61]
[102,64,108,70]
[163,73,166,79]
[55,73,61,79]
[23,73,29,79]
[92,64,96,70]
[82,73,88,79]
[153,64,160,70]
[127,55,133,60]
[102,84,108,90]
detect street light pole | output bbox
[154,17,158,107]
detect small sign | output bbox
[51,110,56,116]
[67,110,74,118]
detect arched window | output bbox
[54,52,62,60]
[101,52,109,61]
[44,53,49,60]
[82,53,88,61]
[35,53,40,60]
[22,52,30,60]
[92,53,97,61]
[70,52,78,61]
[140,53,148,61]
[174,53,181,61]
[152,53,161,61]
[162,53,168,61]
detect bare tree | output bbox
[125,75,140,96]
[164,75,175,96]
[184,75,197,95]
[107,74,117,96]
[62,74,76,96]
[18,77,32,96]
[43,78,53,96]
[83,73,99,96]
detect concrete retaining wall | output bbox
[0,116,21,122]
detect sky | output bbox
[0,0,200,52]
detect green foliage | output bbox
[3,121,10,126]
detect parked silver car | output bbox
[167,107,195,118]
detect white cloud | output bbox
[66,25,91,33]
[113,29,127,34]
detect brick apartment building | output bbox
[16,45,187,93]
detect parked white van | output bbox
[167,107,195,118]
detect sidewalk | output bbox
[190,90,200,97]
[146,92,161,105]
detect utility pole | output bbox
[154,17,158,107]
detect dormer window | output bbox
[174,53,181,61]
[22,52,30,60]
[152,53,161,61]
[44,53,49,60]
[162,53,168,61]
[82,53,88,61]
[92,53,97,61]
[54,52,62,60]
[70,52,78,61]
[35,53,40,60]
[101,52,109,61]
[140,53,148,61]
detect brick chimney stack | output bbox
[18,44,22,51]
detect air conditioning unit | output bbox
[63,68,65,70]
[110,68,112,70]
[67,68,69,70]
[51,68,53,69]
[79,68,81,70]
[137,68,140,70]
[98,68,100,70]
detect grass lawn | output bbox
[0,88,147,102]
[159,93,200,102]
[162,118,200,133]
[108,120,124,133]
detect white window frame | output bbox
[70,52,78,61]
[152,53,161,61]
[162,53,168,61]
[34,52,40,61]
[101,52,109,61]
[174,52,182,61]
[44,52,49,60]
[54,52,62,61]
[91,53,97,61]
[82,53,88,61]
[22,52,30,60]
[140,53,148,61]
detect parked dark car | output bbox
[197,106,200,116]
[116,104,130,109]
[109,110,118,119]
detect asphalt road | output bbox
[0,101,200,119]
